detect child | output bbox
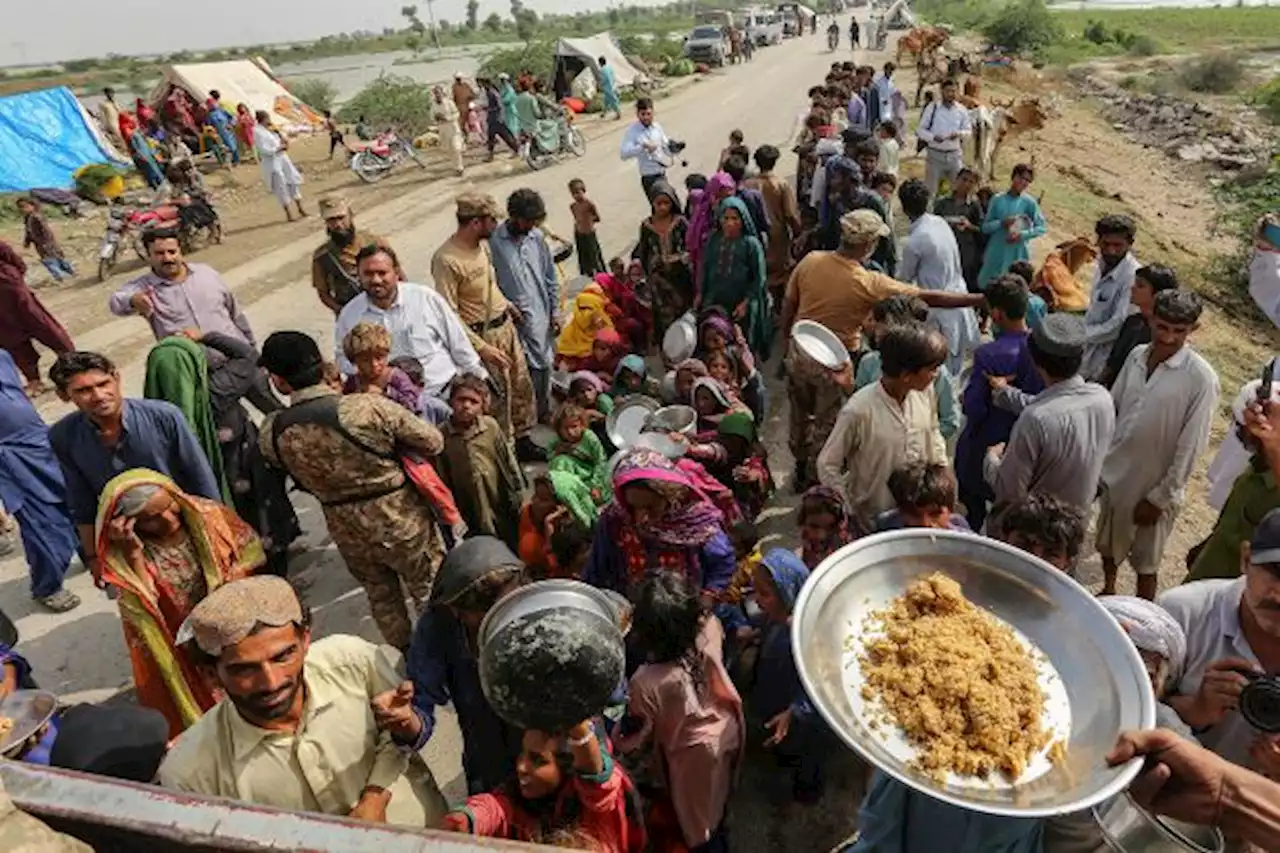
[442,719,645,853]
[1006,260,1047,331]
[550,522,594,580]
[683,173,707,219]
[1099,264,1178,388]
[617,572,744,852]
[751,548,832,803]
[549,403,611,503]
[691,377,748,437]
[798,486,853,569]
[857,295,960,438]
[437,374,525,551]
[720,412,773,522]
[992,492,1087,573]
[341,322,424,415]
[519,472,598,579]
[875,461,971,532]
[390,355,452,426]
[719,129,750,170]
[705,351,741,398]
[322,360,344,393]
[567,370,613,451]
[875,121,900,177]
[595,258,649,354]
[671,358,708,404]
[611,355,659,399]
[722,518,762,609]
[954,275,1044,532]
[870,171,898,231]
[569,178,605,277]
[696,310,763,421]
[18,198,75,282]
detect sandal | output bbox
[38,589,81,613]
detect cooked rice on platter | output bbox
[858,572,1053,782]
[0,715,12,742]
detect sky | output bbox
[7,0,662,66]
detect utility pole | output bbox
[424,0,443,50]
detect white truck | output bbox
[741,7,785,45]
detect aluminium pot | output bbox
[1092,793,1224,853]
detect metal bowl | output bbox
[648,405,697,435]
[662,313,697,364]
[1093,793,1224,853]
[0,690,59,757]
[634,431,688,460]
[791,530,1155,818]
[605,395,660,449]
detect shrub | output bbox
[1253,76,1280,123]
[336,75,436,137]
[291,78,338,112]
[1083,19,1109,45]
[1126,34,1159,57]
[984,0,1063,56]
[477,40,558,83]
[1179,52,1245,93]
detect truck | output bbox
[683,24,730,67]
[741,7,786,45]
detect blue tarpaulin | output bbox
[0,87,121,193]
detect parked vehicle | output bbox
[742,7,785,45]
[97,205,137,281]
[97,201,220,281]
[684,25,731,67]
[523,108,587,171]
[349,131,426,184]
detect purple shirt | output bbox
[955,330,1043,487]
[342,367,423,416]
[109,263,255,345]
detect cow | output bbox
[913,51,975,106]
[895,26,950,67]
[974,97,1052,181]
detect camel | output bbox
[896,26,950,67]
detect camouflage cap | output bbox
[176,576,303,657]
[840,209,890,244]
[318,195,350,219]
[456,192,501,220]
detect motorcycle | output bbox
[349,131,426,184]
[97,206,136,282]
[522,108,587,171]
[97,200,221,282]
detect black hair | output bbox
[449,372,490,400]
[209,89,221,100]
[754,144,780,171]
[1028,333,1083,381]
[103,87,115,97]
[941,78,958,89]
[1095,213,1137,243]
[507,187,546,221]
[50,351,116,392]
[568,178,586,192]
[684,172,708,191]
[729,518,760,553]
[879,325,948,377]
[722,155,747,183]
[1012,163,1035,181]
[729,128,744,143]
[355,242,400,269]
[872,294,929,326]
[987,274,1030,320]
[955,166,977,181]
[635,96,654,111]
[870,171,897,190]
[1007,260,1035,286]
[597,56,607,65]
[996,493,1086,562]
[887,461,956,511]
[883,61,896,73]
[322,109,332,118]
[877,120,897,135]
[141,227,181,251]
[550,522,592,572]
[853,139,880,161]
[389,355,425,388]
[1136,264,1178,294]
[1152,289,1203,325]
[451,566,525,614]
[630,571,707,695]
[897,178,930,219]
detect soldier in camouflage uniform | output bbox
[311,196,399,316]
[258,331,445,651]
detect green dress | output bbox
[698,197,771,360]
[548,429,611,505]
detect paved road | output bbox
[1,28,878,845]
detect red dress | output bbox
[0,242,74,381]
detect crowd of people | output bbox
[1,31,1280,853]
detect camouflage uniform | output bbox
[0,781,92,853]
[311,229,397,315]
[787,341,853,473]
[261,385,445,649]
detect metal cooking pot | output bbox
[647,405,697,436]
[477,580,626,732]
[1093,793,1224,853]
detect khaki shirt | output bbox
[785,250,918,351]
[311,231,395,311]
[430,236,510,352]
[158,635,446,828]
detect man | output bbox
[620,97,675,197]
[1100,290,1219,600]
[917,78,972,198]
[311,196,397,316]
[848,15,860,49]
[1188,389,1280,582]
[431,85,465,177]
[817,324,950,527]
[478,76,519,161]
[488,189,559,420]
[598,56,622,120]
[451,72,475,133]
[873,62,898,126]
[745,144,802,302]
[721,154,771,243]
[431,193,541,460]
[251,112,306,222]
[985,314,1116,524]
[259,331,446,651]
[159,576,447,826]
[1100,264,1178,389]
[781,209,982,487]
[1082,214,1141,381]
[931,167,985,292]
[898,178,980,378]
[48,350,221,576]
[335,244,486,405]
[97,87,125,151]
[1159,507,1280,771]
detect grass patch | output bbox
[1178,52,1247,94]
[1050,6,1280,53]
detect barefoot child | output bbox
[569,178,605,277]
[18,198,75,282]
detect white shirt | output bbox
[877,136,900,177]
[1102,343,1219,513]
[620,120,672,177]
[1158,578,1259,768]
[899,213,980,363]
[916,101,972,154]
[1081,252,1140,381]
[335,281,486,396]
[1249,246,1280,330]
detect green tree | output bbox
[484,11,503,31]
[983,0,1061,55]
[515,8,538,41]
[466,0,479,30]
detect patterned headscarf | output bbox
[688,171,738,281]
[799,485,853,569]
[675,358,708,378]
[760,548,810,612]
[607,447,724,549]
[692,376,734,413]
[698,311,736,347]
[568,370,607,395]
[557,282,615,359]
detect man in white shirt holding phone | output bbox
[916,78,973,198]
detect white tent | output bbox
[148,59,324,133]
[884,0,917,29]
[554,33,645,100]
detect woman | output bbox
[252,111,306,221]
[798,485,853,569]
[977,163,1046,290]
[135,97,156,125]
[697,198,770,360]
[686,172,736,286]
[636,181,693,348]
[584,447,736,605]
[143,333,299,575]
[234,104,257,162]
[556,282,616,369]
[0,241,75,396]
[95,469,265,736]
[119,108,164,189]
[432,85,465,176]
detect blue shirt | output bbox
[954,331,1044,492]
[488,222,559,370]
[0,352,69,515]
[49,399,222,525]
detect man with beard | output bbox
[431,193,542,461]
[159,576,447,827]
[488,189,559,420]
[1081,214,1141,381]
[311,196,398,315]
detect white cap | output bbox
[454,71,464,79]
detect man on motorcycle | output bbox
[156,161,221,244]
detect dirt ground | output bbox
[1,21,1275,853]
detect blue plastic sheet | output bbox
[0,87,120,192]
